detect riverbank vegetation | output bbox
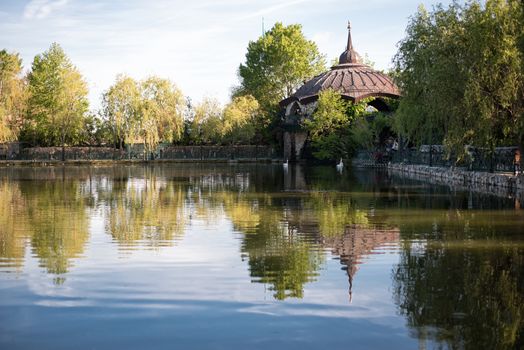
[0,22,327,153]
[1,1,523,161]
[394,0,524,157]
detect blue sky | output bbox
[0,0,453,109]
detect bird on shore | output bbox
[336,158,344,172]
[283,159,289,170]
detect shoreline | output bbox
[353,160,524,200]
[0,158,281,167]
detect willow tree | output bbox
[137,76,185,158]
[0,50,27,142]
[237,22,326,115]
[394,0,524,156]
[102,74,140,149]
[26,43,89,155]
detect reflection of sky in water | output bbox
[0,164,523,349]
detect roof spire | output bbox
[346,21,352,51]
[338,21,362,65]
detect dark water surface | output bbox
[0,164,523,349]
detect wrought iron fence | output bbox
[359,145,520,174]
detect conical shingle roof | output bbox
[280,23,400,107]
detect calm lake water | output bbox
[0,164,523,349]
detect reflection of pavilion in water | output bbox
[280,165,401,301]
[321,225,399,302]
[283,214,399,301]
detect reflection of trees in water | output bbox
[234,200,323,300]
[21,179,89,282]
[222,190,399,300]
[393,214,524,349]
[0,178,90,281]
[104,171,187,248]
[0,182,28,270]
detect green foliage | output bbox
[237,22,326,116]
[138,77,185,155]
[394,0,524,155]
[222,95,262,144]
[350,117,374,150]
[0,50,27,142]
[102,74,140,148]
[302,89,366,160]
[189,97,223,145]
[25,43,89,148]
[102,75,185,154]
[83,113,111,146]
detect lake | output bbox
[0,164,523,349]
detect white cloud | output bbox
[24,0,69,20]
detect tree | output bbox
[26,43,89,156]
[237,22,326,115]
[101,74,140,149]
[394,1,524,157]
[137,76,185,158]
[0,50,27,142]
[302,89,366,160]
[189,97,223,145]
[222,95,261,144]
[83,113,111,146]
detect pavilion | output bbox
[279,23,401,161]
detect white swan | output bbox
[336,158,344,172]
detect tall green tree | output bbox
[237,22,326,115]
[0,50,27,142]
[102,74,140,149]
[26,43,89,155]
[394,1,524,157]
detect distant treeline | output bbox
[0,22,327,155]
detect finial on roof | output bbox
[338,21,362,65]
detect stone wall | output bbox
[19,147,125,161]
[9,145,277,162]
[283,131,308,161]
[387,163,524,198]
[160,145,276,160]
[0,143,20,160]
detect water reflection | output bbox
[0,164,523,348]
[103,174,187,248]
[0,181,27,270]
[324,226,399,302]
[0,178,90,283]
[392,210,524,349]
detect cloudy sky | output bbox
[0,0,452,109]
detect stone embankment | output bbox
[386,163,524,197]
